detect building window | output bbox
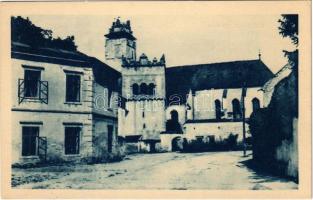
[252,98,260,112]
[132,83,139,95]
[140,83,148,95]
[107,125,113,153]
[24,69,41,98]
[115,44,121,58]
[64,127,80,155]
[142,111,145,118]
[215,99,222,120]
[66,74,81,102]
[22,126,39,156]
[19,67,48,104]
[147,83,155,95]
[143,123,146,129]
[232,99,242,119]
[171,110,179,122]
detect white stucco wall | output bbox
[120,64,166,138]
[12,111,93,164]
[160,134,184,151]
[186,87,264,120]
[122,65,165,98]
[11,58,119,163]
[105,38,136,63]
[12,58,93,112]
[121,100,166,136]
[184,122,250,142]
[262,65,292,107]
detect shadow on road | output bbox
[240,159,298,184]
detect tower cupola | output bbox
[105,18,136,41]
[104,17,137,69]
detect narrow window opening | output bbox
[66,74,81,102]
[232,99,242,119]
[64,127,80,155]
[22,126,39,156]
[108,125,113,153]
[252,98,261,112]
[24,69,41,98]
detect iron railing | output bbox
[37,136,47,162]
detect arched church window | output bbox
[252,98,260,112]
[215,99,222,120]
[140,83,148,95]
[147,83,155,95]
[232,99,242,119]
[132,83,139,95]
[170,110,179,122]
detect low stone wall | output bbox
[160,133,184,151]
[275,118,298,178]
[184,121,249,142]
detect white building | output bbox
[11,42,123,164]
[104,18,274,152]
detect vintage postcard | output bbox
[0,1,311,199]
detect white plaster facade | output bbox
[186,87,264,120]
[11,47,121,164]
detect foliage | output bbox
[278,15,298,69]
[181,134,242,153]
[248,15,299,179]
[278,15,298,46]
[11,16,77,51]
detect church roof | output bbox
[165,59,274,103]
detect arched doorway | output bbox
[171,136,183,152]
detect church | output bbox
[105,18,274,153]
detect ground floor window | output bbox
[64,127,81,155]
[22,126,39,156]
[107,125,113,153]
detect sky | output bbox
[26,14,295,73]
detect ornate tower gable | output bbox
[122,53,166,68]
[104,18,137,68]
[121,53,166,100]
[105,18,136,41]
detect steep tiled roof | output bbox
[12,42,90,67]
[11,42,121,91]
[165,60,274,103]
[88,56,121,92]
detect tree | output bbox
[11,16,77,51]
[278,14,298,69]
[248,15,299,179]
[278,14,298,118]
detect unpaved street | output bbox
[12,151,298,189]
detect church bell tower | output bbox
[104,18,137,68]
